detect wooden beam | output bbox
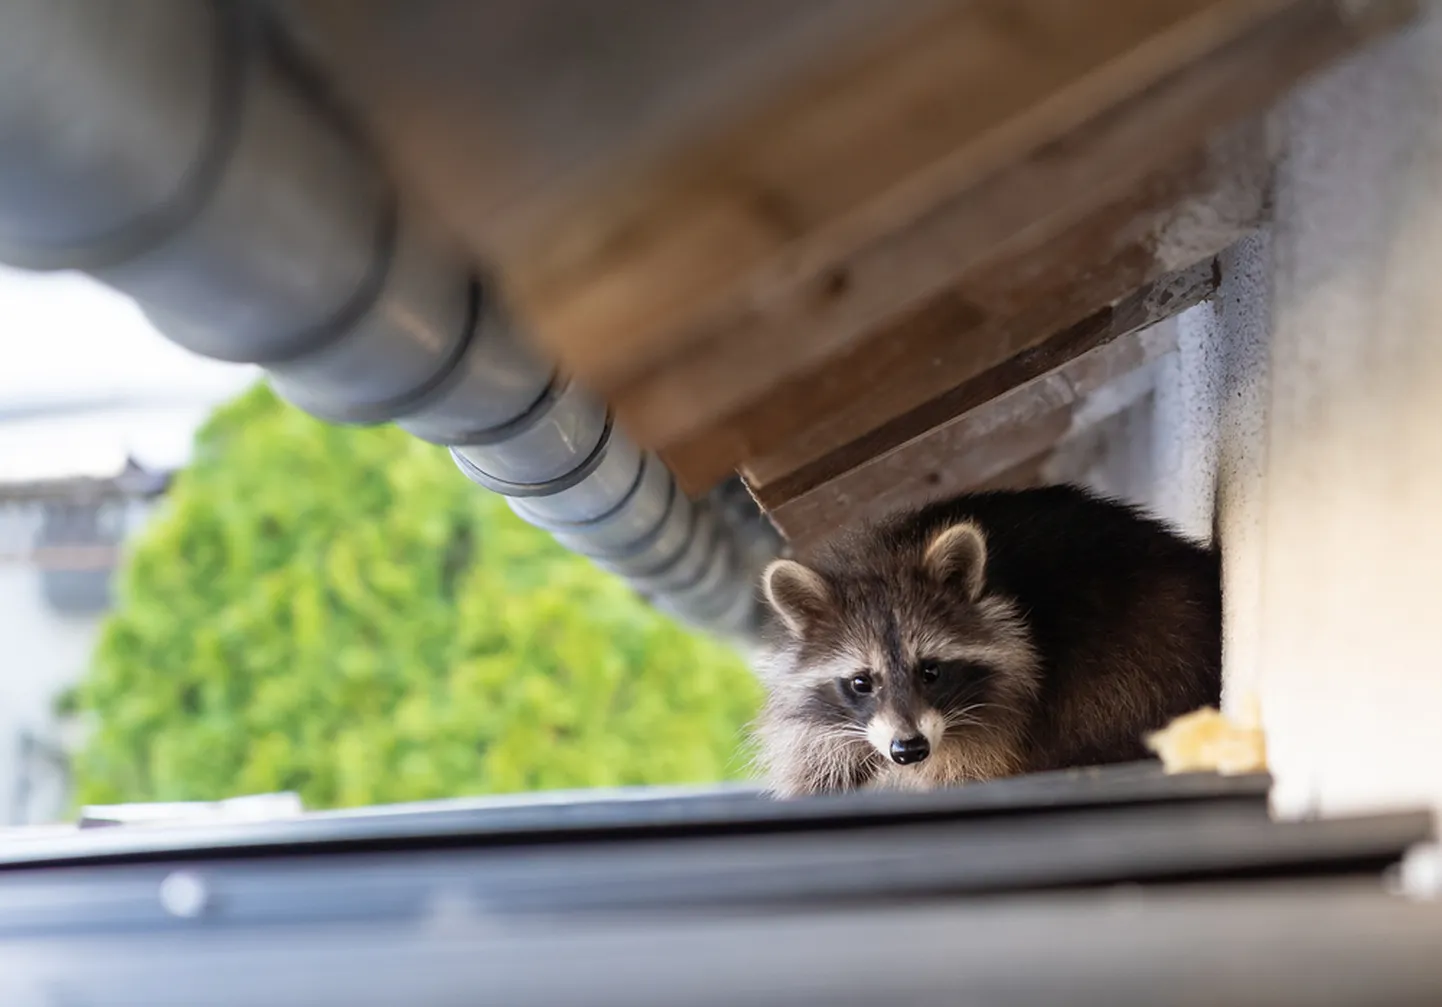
[286,1,1415,460]
[660,135,1256,498]
[596,0,1414,458]
[746,247,1220,512]
[764,278,1189,547]
[280,0,895,257]
[971,454,1055,493]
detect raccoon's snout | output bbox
[889,735,930,765]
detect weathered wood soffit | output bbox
[281,0,1416,541]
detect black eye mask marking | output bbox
[801,685,857,726]
[917,659,996,711]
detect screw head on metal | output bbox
[158,870,209,919]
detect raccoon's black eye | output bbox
[919,662,940,684]
[846,673,874,695]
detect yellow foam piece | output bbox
[1144,695,1267,776]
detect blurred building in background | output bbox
[0,264,254,825]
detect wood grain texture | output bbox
[286,1,1411,376]
[593,0,1414,444]
[746,249,1223,508]
[766,278,1191,547]
[510,0,1246,378]
[611,1,1413,498]
[278,0,897,256]
[664,134,1260,499]
[282,0,1416,514]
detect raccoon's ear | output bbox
[923,522,987,601]
[762,560,833,636]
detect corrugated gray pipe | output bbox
[0,0,776,643]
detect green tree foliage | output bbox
[70,383,762,809]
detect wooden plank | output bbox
[971,454,1055,492]
[658,137,1253,498]
[748,250,1218,512]
[511,0,1250,380]
[1033,399,1159,494]
[279,0,897,256]
[596,0,1414,458]
[774,405,1077,545]
[971,375,1166,495]
[767,284,1187,546]
[286,1,1415,440]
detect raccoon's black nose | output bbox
[890,736,930,765]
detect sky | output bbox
[0,265,258,483]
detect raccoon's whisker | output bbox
[948,712,1008,731]
[811,726,870,745]
[940,711,1014,743]
[797,724,873,793]
[941,702,1010,729]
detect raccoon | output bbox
[751,484,1222,797]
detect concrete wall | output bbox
[0,267,255,825]
[1152,233,1273,721]
[1052,7,1442,820]
[1249,6,1442,820]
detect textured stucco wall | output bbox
[1053,233,1271,719]
[1152,234,1273,718]
[838,2,1440,818]
[1250,7,1442,819]
[1063,8,1442,819]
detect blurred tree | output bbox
[69,383,762,809]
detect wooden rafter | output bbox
[765,266,1196,547]
[283,0,1417,538]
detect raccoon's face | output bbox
[752,521,1040,797]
